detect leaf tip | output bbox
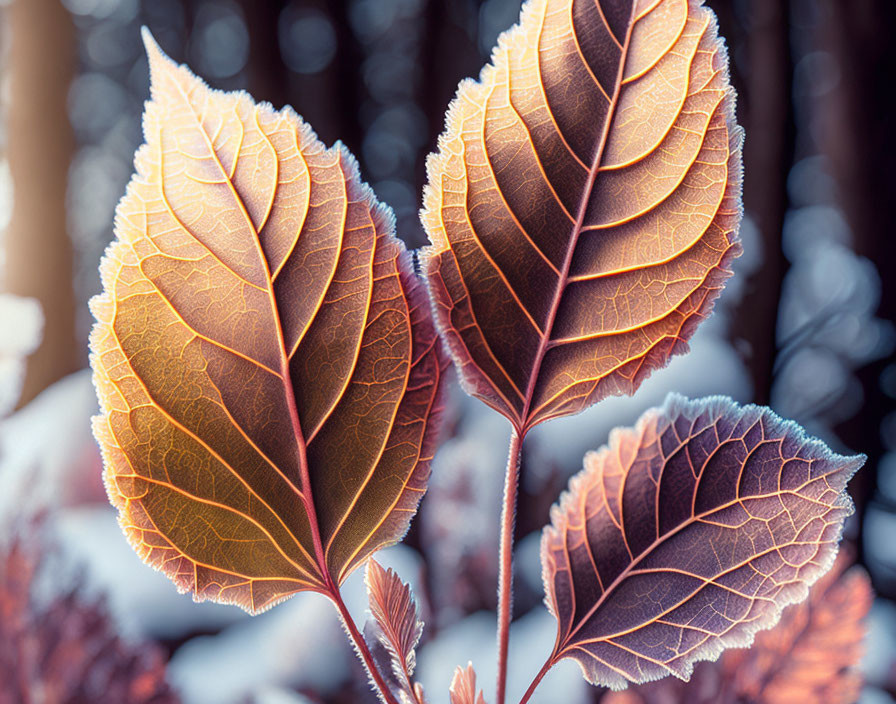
[449,662,487,704]
[364,557,386,589]
[140,26,178,88]
[140,26,163,64]
[845,452,868,475]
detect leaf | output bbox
[601,552,873,703]
[718,550,872,703]
[0,523,179,703]
[541,394,863,689]
[449,663,487,704]
[421,0,742,431]
[90,31,446,614]
[364,559,425,703]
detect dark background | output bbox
[0,1,894,703]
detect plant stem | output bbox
[329,583,400,704]
[496,426,524,704]
[518,657,552,704]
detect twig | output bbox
[496,426,524,704]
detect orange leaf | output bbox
[541,394,863,688]
[90,32,446,614]
[602,552,873,703]
[449,663,488,704]
[422,0,742,431]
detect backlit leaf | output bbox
[422,0,742,431]
[541,394,863,689]
[364,559,425,703]
[90,32,446,614]
[449,663,487,704]
[601,552,873,703]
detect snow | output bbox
[0,294,43,416]
[416,607,588,704]
[167,590,348,704]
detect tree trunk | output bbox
[820,0,896,570]
[236,0,290,110]
[3,0,79,406]
[730,0,796,406]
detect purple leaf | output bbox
[542,394,863,688]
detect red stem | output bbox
[268,238,398,703]
[329,583,400,704]
[278,316,397,704]
[16,637,32,704]
[498,4,636,698]
[496,426,524,704]
[518,657,552,704]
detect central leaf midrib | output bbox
[168,63,332,586]
[519,1,639,432]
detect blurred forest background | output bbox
[0,0,894,703]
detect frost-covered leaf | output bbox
[422,0,742,431]
[542,394,863,688]
[90,32,446,614]
[364,559,425,703]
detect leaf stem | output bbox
[496,426,524,704]
[401,662,425,704]
[518,657,552,704]
[329,582,401,704]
